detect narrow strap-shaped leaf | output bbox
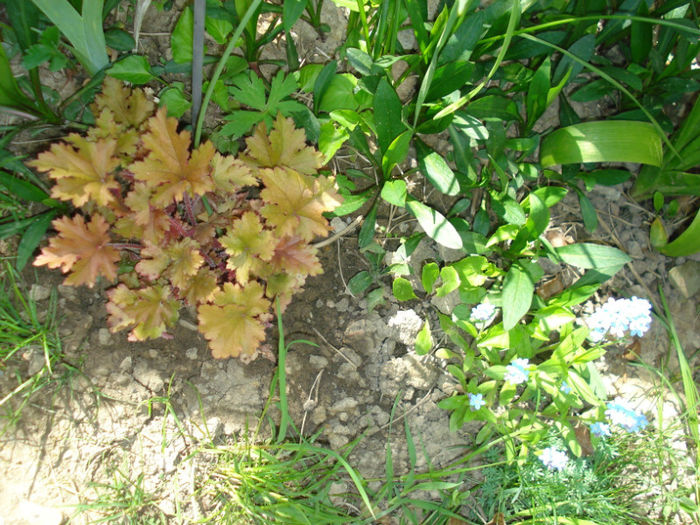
[541,121,663,167]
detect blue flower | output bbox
[471,303,497,323]
[504,358,530,385]
[468,393,486,411]
[590,421,612,437]
[539,446,568,471]
[586,297,653,342]
[560,381,572,394]
[605,398,648,433]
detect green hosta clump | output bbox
[388,186,642,459]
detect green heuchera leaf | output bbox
[541,121,663,167]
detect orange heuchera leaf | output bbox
[113,183,171,244]
[30,135,120,207]
[88,110,140,161]
[106,283,179,340]
[269,236,322,276]
[131,107,215,206]
[179,267,219,305]
[34,214,120,287]
[198,282,270,358]
[260,167,337,241]
[92,77,155,129]
[246,114,322,175]
[211,152,257,193]
[220,212,274,284]
[136,238,203,289]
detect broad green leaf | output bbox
[533,186,568,208]
[171,6,196,63]
[415,139,459,196]
[525,192,549,237]
[421,262,439,294]
[556,243,631,269]
[380,179,407,207]
[348,270,373,295]
[658,209,700,256]
[319,122,349,163]
[358,200,378,248]
[552,34,595,85]
[436,266,460,297]
[526,56,551,128]
[415,320,432,355]
[159,83,191,118]
[283,0,306,31]
[381,130,413,176]
[541,121,663,167]
[406,198,463,250]
[502,264,534,330]
[577,191,598,232]
[313,60,337,112]
[649,217,668,250]
[105,27,135,51]
[393,277,417,301]
[374,78,405,155]
[108,55,155,84]
[0,45,40,113]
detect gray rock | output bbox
[343,315,389,355]
[185,347,198,360]
[387,309,423,346]
[669,261,700,298]
[29,284,51,302]
[119,356,133,373]
[329,397,359,416]
[57,284,78,301]
[309,354,329,369]
[97,328,112,345]
[133,360,165,392]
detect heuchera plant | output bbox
[30,78,341,359]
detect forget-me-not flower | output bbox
[468,393,486,411]
[560,381,572,394]
[605,397,648,433]
[586,297,652,342]
[590,421,612,437]
[504,358,530,385]
[471,303,497,323]
[539,446,568,471]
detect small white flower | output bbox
[539,446,568,471]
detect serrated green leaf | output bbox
[556,243,631,269]
[502,264,534,330]
[415,320,432,355]
[392,277,417,301]
[421,262,439,294]
[406,198,463,250]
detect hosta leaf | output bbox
[107,283,180,341]
[34,214,120,288]
[245,114,322,175]
[131,108,215,206]
[198,282,271,358]
[30,135,120,207]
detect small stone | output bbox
[335,297,349,312]
[185,347,198,360]
[119,356,132,372]
[97,328,112,345]
[29,284,51,302]
[26,349,45,376]
[329,397,358,415]
[57,285,78,301]
[133,360,164,392]
[669,261,700,298]
[148,348,158,359]
[338,412,348,422]
[309,355,328,369]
